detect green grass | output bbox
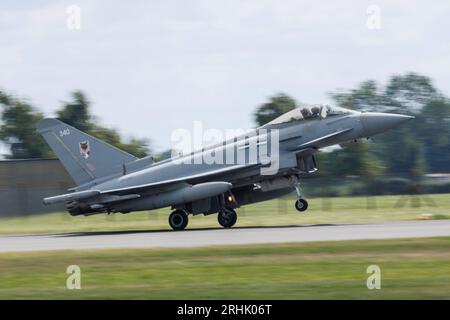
[0,194,449,235]
[0,237,449,299]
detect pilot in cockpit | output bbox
[310,106,320,117]
[300,107,312,118]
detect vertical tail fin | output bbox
[36,118,137,186]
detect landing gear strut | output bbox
[169,209,189,231]
[218,208,237,228]
[293,176,308,212]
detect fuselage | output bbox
[92,108,364,194]
[47,105,413,217]
[37,105,413,229]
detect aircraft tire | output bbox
[218,208,237,228]
[295,198,308,212]
[169,210,189,231]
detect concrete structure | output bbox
[0,159,73,217]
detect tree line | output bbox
[1,72,449,185]
[254,73,450,178]
[0,90,151,159]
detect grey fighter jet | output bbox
[36,105,413,230]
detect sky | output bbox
[1,0,450,154]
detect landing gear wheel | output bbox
[295,199,308,212]
[169,210,189,231]
[218,208,237,228]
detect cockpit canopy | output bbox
[266,105,356,126]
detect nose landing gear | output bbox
[295,198,308,212]
[293,176,309,212]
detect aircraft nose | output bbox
[360,112,414,137]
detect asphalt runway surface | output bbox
[1,220,449,253]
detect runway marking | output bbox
[0,220,449,253]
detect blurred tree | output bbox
[385,73,438,114]
[327,142,383,178]
[0,91,52,159]
[0,90,13,105]
[371,125,426,176]
[56,90,92,132]
[0,89,152,159]
[89,125,150,158]
[415,98,450,172]
[329,82,386,178]
[332,73,439,115]
[253,93,297,126]
[331,80,388,112]
[377,73,439,174]
[119,138,151,159]
[330,72,441,176]
[56,91,152,158]
[153,148,173,162]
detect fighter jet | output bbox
[36,105,413,230]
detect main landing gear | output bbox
[293,176,308,212]
[168,209,189,231]
[218,208,237,228]
[168,208,238,231]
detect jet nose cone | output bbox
[360,112,414,137]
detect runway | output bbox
[1,220,450,253]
